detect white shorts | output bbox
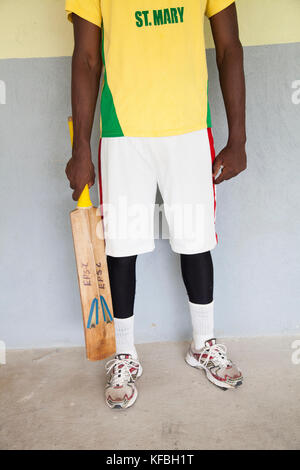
[98,128,217,257]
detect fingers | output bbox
[212,155,224,178]
[212,145,247,184]
[65,158,96,200]
[87,171,96,189]
[214,172,225,184]
[72,177,95,201]
[65,159,71,179]
[72,181,88,201]
[90,169,96,188]
[214,168,238,184]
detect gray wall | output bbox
[0,42,299,349]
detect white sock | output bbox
[114,316,137,359]
[189,300,214,350]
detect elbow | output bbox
[86,54,102,75]
[216,39,243,69]
[73,48,102,77]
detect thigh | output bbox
[100,137,157,257]
[154,129,217,254]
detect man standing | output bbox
[65,0,246,409]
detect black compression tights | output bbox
[107,252,213,319]
[107,255,137,319]
[180,251,214,304]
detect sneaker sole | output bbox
[137,364,143,378]
[185,351,242,390]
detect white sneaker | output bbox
[186,338,243,390]
[105,354,143,409]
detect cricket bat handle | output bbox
[68,116,92,209]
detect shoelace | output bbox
[105,357,140,387]
[200,343,231,368]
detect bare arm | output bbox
[65,14,102,200]
[210,4,246,184]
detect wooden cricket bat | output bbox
[68,116,116,361]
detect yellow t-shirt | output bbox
[66,0,235,137]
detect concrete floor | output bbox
[0,337,300,450]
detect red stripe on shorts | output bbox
[207,128,218,243]
[98,138,103,217]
